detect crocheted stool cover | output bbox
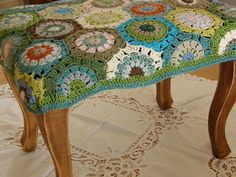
[0,0,236,114]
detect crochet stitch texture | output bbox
[0,0,236,114]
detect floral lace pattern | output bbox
[0,84,14,98]
[1,76,236,176]
[71,93,187,176]
[209,157,236,177]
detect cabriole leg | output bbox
[37,109,73,177]
[209,61,236,159]
[3,68,38,152]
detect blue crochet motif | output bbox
[117,17,180,52]
[16,39,70,77]
[162,32,212,66]
[54,7,74,15]
[56,65,98,96]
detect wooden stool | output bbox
[1,0,236,176]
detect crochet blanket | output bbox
[0,0,236,114]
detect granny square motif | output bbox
[0,0,236,114]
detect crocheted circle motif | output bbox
[171,40,204,65]
[124,1,172,17]
[66,28,126,60]
[56,65,97,96]
[118,17,179,51]
[0,13,33,29]
[44,55,106,97]
[0,4,47,14]
[106,45,163,79]
[38,4,86,19]
[218,29,236,55]
[177,12,213,29]
[75,32,115,53]
[18,39,70,76]
[163,33,212,66]
[131,3,164,16]
[167,0,210,8]
[216,5,236,18]
[211,22,236,55]
[0,12,41,34]
[166,8,224,37]
[127,20,168,43]
[77,9,131,28]
[91,0,125,8]
[208,3,236,24]
[28,19,82,39]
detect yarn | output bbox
[0,0,236,114]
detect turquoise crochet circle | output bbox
[117,17,180,52]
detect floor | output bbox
[0,0,235,84]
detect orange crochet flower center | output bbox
[26,45,53,61]
[131,3,165,16]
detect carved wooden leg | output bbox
[156,78,173,110]
[209,61,236,159]
[3,68,38,152]
[37,109,73,177]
